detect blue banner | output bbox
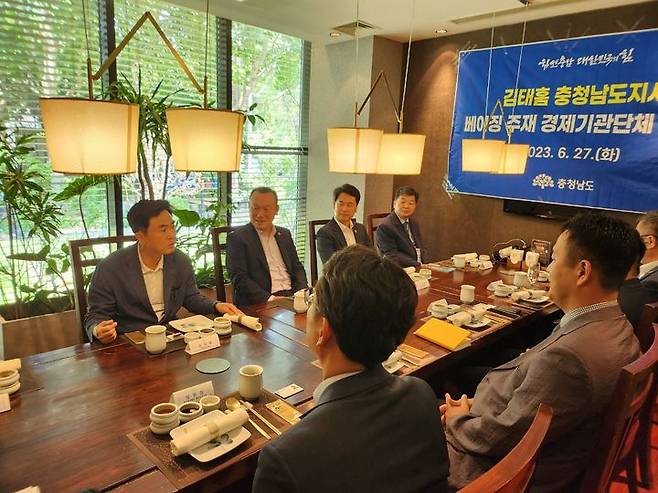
[447,29,658,213]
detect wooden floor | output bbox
[611,405,658,493]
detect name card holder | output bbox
[185,333,220,355]
[0,393,10,413]
[170,380,215,405]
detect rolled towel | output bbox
[224,314,262,332]
[447,311,472,327]
[170,408,248,456]
[528,289,547,299]
[0,359,21,372]
[511,290,530,302]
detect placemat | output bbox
[121,332,187,357]
[127,390,292,490]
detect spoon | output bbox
[226,397,271,439]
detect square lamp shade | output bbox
[167,108,245,172]
[39,98,139,175]
[376,133,426,175]
[327,127,383,173]
[491,143,530,174]
[461,138,505,173]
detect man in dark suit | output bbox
[253,244,449,493]
[619,233,658,330]
[226,187,307,307]
[316,183,372,265]
[637,210,658,283]
[375,186,428,268]
[85,200,241,344]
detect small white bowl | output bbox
[0,381,20,395]
[149,402,180,425]
[0,369,19,387]
[179,401,204,423]
[184,331,202,344]
[198,327,216,337]
[199,394,221,413]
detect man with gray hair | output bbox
[637,210,658,283]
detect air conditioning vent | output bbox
[331,20,378,37]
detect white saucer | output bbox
[383,360,405,374]
[169,315,214,333]
[525,296,551,304]
[464,318,491,329]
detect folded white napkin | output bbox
[170,408,248,456]
[225,314,262,332]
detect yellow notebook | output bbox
[414,318,471,351]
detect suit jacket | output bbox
[226,223,308,307]
[84,244,216,342]
[619,278,658,330]
[316,218,373,264]
[640,265,658,284]
[445,304,640,492]
[375,211,427,268]
[253,366,449,493]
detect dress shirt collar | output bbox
[394,210,409,225]
[559,300,619,330]
[312,370,362,403]
[138,245,164,274]
[639,260,658,279]
[335,218,354,232]
[256,225,277,238]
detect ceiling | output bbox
[167,0,655,44]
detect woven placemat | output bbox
[127,390,291,489]
[121,332,187,357]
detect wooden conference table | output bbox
[0,264,559,493]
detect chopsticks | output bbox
[240,399,282,436]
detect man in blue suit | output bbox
[253,245,449,493]
[226,187,308,307]
[637,210,658,283]
[376,186,428,268]
[85,200,241,344]
[316,183,372,265]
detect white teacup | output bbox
[150,402,180,425]
[513,271,529,288]
[239,364,264,401]
[199,394,221,413]
[145,325,167,354]
[460,284,476,304]
[293,290,309,314]
[494,285,513,297]
[453,255,466,268]
[431,305,450,319]
[179,401,204,423]
[184,331,202,344]
[213,317,233,335]
[199,327,216,337]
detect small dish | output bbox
[464,317,491,329]
[383,360,405,374]
[524,295,551,304]
[169,315,214,333]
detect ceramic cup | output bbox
[453,255,466,268]
[513,271,529,288]
[199,327,216,337]
[184,331,202,344]
[293,289,309,314]
[419,268,432,279]
[150,402,180,425]
[145,325,167,355]
[538,271,550,282]
[431,305,449,319]
[239,364,264,401]
[0,369,19,387]
[213,317,233,335]
[460,284,476,304]
[494,285,510,297]
[199,394,221,413]
[179,401,204,423]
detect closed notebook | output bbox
[414,318,470,351]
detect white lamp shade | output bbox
[376,133,426,175]
[492,143,529,174]
[39,98,139,175]
[327,127,383,173]
[167,108,245,172]
[461,138,505,173]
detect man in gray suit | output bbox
[253,245,449,493]
[85,200,241,343]
[637,210,658,283]
[316,183,372,265]
[442,213,641,492]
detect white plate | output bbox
[524,295,551,304]
[383,360,405,374]
[464,317,492,329]
[169,315,214,333]
[169,410,251,462]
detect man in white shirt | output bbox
[86,200,242,343]
[637,210,658,283]
[226,187,308,306]
[252,245,449,493]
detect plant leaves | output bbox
[172,208,200,227]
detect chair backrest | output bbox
[308,219,330,286]
[459,403,554,493]
[210,226,237,301]
[636,301,658,352]
[579,323,658,493]
[367,212,389,243]
[69,235,136,338]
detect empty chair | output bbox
[308,219,330,286]
[210,226,237,302]
[367,212,388,242]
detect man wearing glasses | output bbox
[637,210,658,283]
[85,200,242,344]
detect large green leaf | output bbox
[54,175,107,201]
[173,208,200,227]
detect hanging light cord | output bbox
[203,0,210,108]
[354,0,360,126]
[510,4,528,123]
[482,12,495,139]
[81,0,91,61]
[399,0,415,133]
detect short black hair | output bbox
[561,212,638,291]
[629,232,646,276]
[127,200,172,233]
[314,244,417,368]
[250,186,278,205]
[394,186,419,202]
[638,210,658,237]
[333,184,361,205]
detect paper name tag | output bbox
[275,384,304,399]
[185,333,220,355]
[170,380,215,405]
[0,393,10,413]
